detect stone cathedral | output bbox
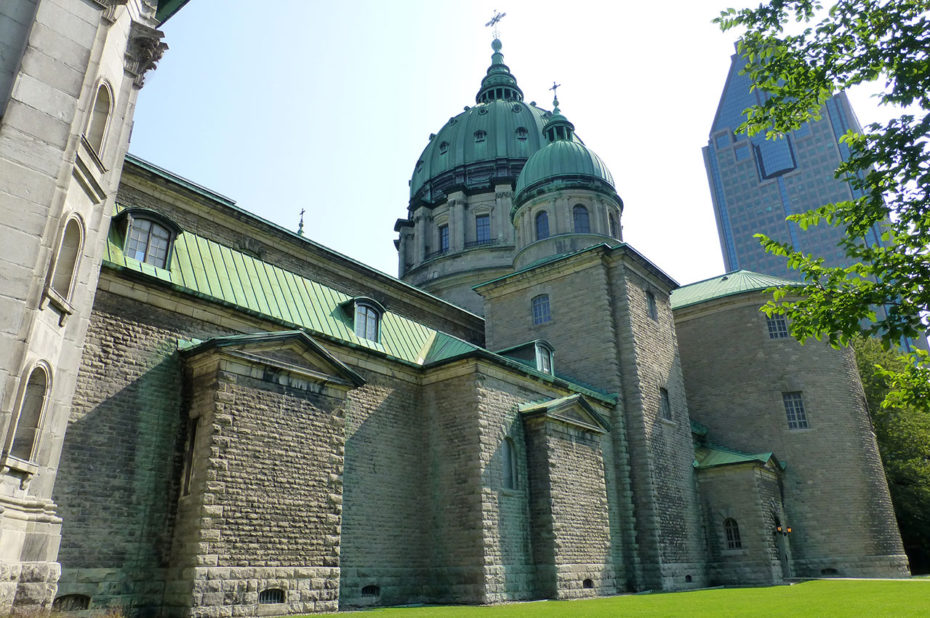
[0,2,910,615]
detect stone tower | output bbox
[0,1,177,612]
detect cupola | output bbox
[476,38,524,103]
[511,94,624,269]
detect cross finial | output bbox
[550,81,561,110]
[297,208,305,236]
[485,10,506,39]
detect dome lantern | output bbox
[476,39,524,103]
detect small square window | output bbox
[766,314,789,339]
[532,294,551,325]
[783,392,809,429]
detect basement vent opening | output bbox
[258,588,285,604]
[53,595,91,611]
[361,584,380,597]
[821,568,839,576]
[582,578,594,589]
[685,575,693,583]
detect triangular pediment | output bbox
[180,330,366,388]
[519,394,609,433]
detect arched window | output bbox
[531,294,550,325]
[354,302,380,342]
[126,218,172,268]
[502,437,517,490]
[86,84,111,155]
[573,204,590,233]
[9,363,50,461]
[535,211,549,240]
[609,213,618,238]
[724,518,742,549]
[50,217,84,301]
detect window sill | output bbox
[500,488,524,497]
[42,287,74,326]
[659,417,677,427]
[3,454,38,488]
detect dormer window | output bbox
[496,339,555,376]
[114,209,180,270]
[439,141,449,155]
[474,130,487,143]
[347,297,385,342]
[128,219,171,267]
[535,342,554,375]
[515,127,528,141]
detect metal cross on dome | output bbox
[485,10,506,39]
[550,81,561,109]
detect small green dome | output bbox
[514,140,616,206]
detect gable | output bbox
[179,330,366,388]
[519,394,610,433]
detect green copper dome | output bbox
[513,96,618,209]
[514,140,616,205]
[409,40,581,207]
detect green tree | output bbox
[716,0,930,409]
[852,336,930,572]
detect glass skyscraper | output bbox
[703,52,882,279]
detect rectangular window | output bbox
[659,387,672,421]
[439,225,449,253]
[783,392,809,429]
[767,314,789,339]
[646,291,658,320]
[476,214,491,244]
[532,294,551,325]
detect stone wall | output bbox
[697,464,784,585]
[606,257,707,590]
[676,296,909,578]
[478,246,706,591]
[167,347,348,617]
[473,373,537,603]
[523,415,613,599]
[421,366,486,603]
[339,366,428,608]
[54,288,228,613]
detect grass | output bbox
[343,580,930,617]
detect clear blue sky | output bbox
[129,1,888,285]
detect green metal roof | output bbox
[670,270,795,310]
[104,205,621,403]
[105,211,437,365]
[693,444,779,470]
[155,0,190,23]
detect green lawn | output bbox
[344,580,930,617]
